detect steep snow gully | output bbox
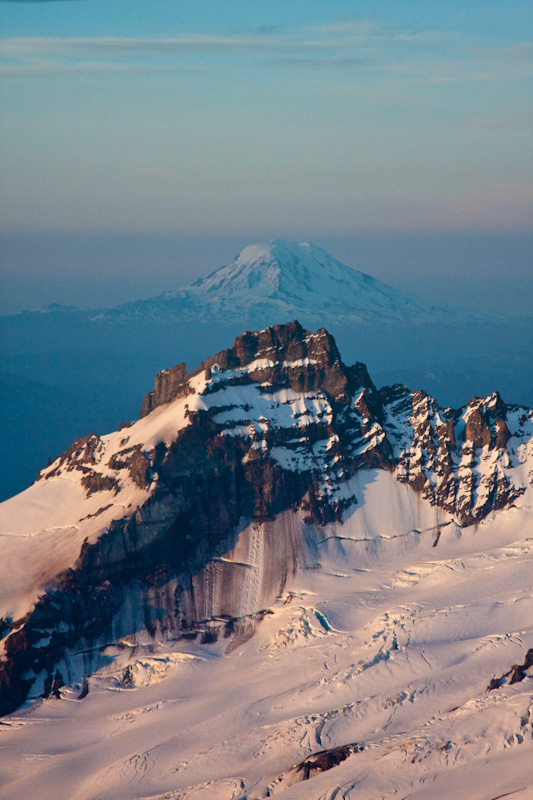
[0,321,532,799]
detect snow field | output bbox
[1,484,532,799]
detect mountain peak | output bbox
[182,238,405,319]
[236,237,310,254]
[163,238,468,327]
[191,238,352,300]
[233,239,317,267]
[69,238,475,330]
[1,320,532,725]
[139,320,361,417]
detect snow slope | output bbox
[0,481,532,799]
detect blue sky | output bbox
[0,1,531,313]
[1,0,531,235]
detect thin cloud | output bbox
[0,34,330,58]
[471,42,533,62]
[467,112,533,130]
[0,60,198,78]
[1,25,531,87]
[276,56,371,69]
[0,21,462,62]
[0,33,318,77]
[385,51,533,86]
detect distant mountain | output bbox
[11,240,481,328]
[1,240,531,501]
[103,239,475,326]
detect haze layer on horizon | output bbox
[0,1,531,315]
[1,231,532,318]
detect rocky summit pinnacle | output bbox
[140,320,351,417]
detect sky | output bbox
[0,0,532,314]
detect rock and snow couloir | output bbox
[1,321,533,799]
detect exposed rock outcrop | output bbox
[266,742,362,795]
[140,321,374,417]
[382,386,531,525]
[487,648,533,691]
[141,362,189,417]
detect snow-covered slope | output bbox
[1,322,532,798]
[1,484,533,799]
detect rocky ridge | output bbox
[0,321,532,716]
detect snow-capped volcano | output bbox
[112,239,468,325]
[185,239,420,314]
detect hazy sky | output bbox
[0,1,532,313]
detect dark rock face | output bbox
[107,445,151,490]
[81,472,120,497]
[141,362,189,417]
[46,433,103,475]
[266,742,362,794]
[1,321,532,716]
[487,648,533,691]
[140,321,370,418]
[295,743,361,779]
